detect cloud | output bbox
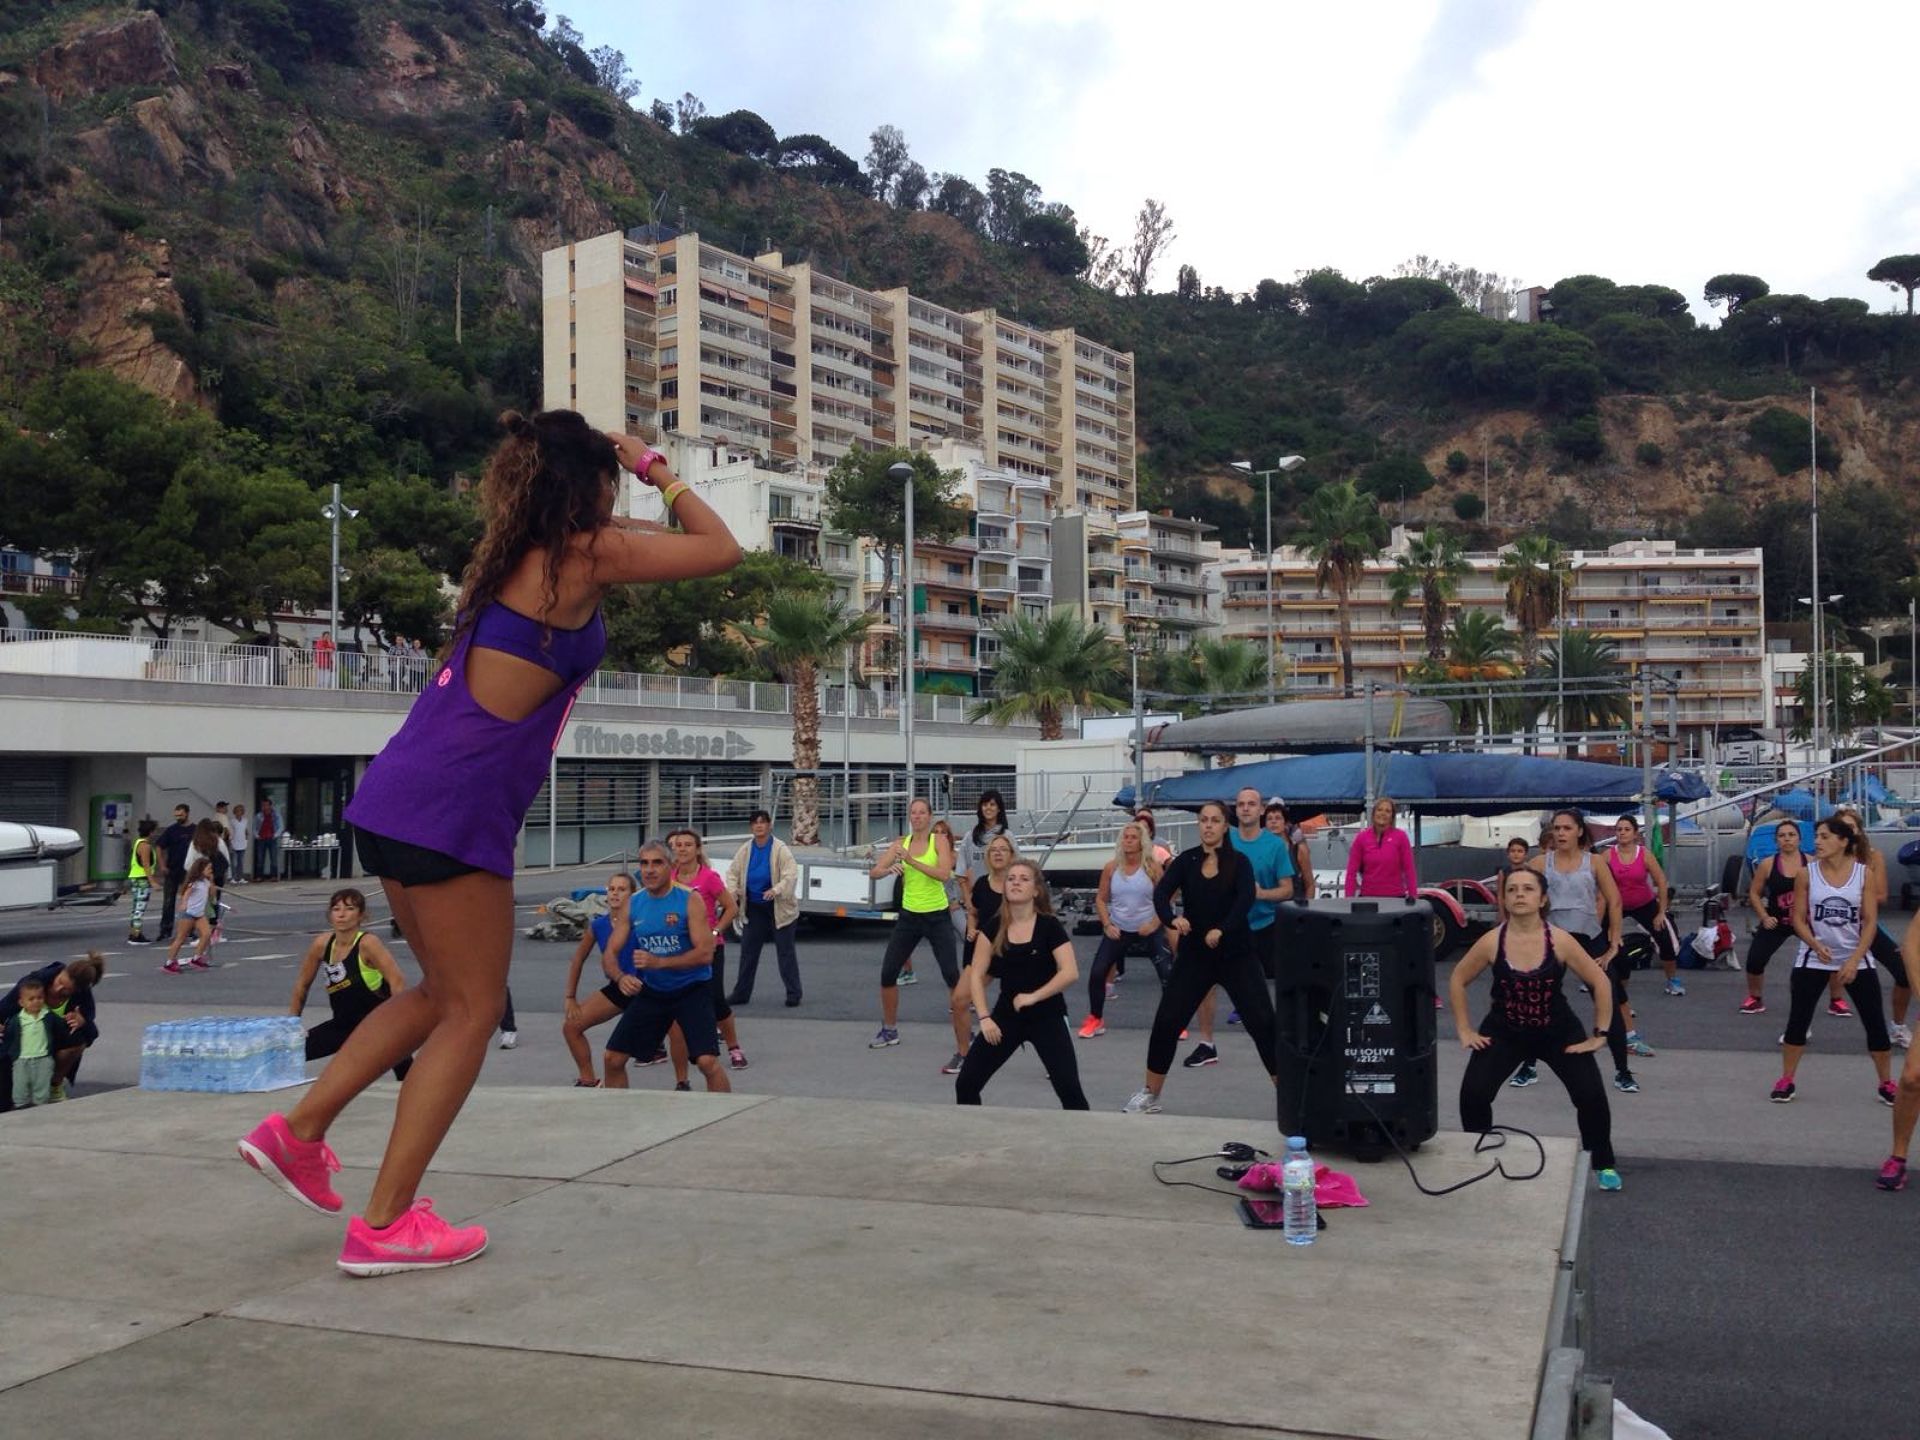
[561,0,1917,319]
[1388,0,1538,138]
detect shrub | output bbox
[1445,449,1469,474]
[96,199,148,233]
[1551,414,1607,462]
[1452,493,1486,520]
[1747,405,1837,475]
[1635,441,1664,466]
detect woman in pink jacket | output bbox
[1344,796,1418,899]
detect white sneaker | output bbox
[1892,1022,1913,1050]
[498,1031,518,1050]
[1122,1088,1163,1115]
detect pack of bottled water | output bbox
[140,1016,308,1093]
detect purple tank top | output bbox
[345,601,605,877]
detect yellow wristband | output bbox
[660,482,688,509]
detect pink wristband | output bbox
[632,447,663,477]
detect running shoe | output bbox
[49,1080,67,1102]
[188,956,212,970]
[1508,1064,1539,1088]
[1122,1088,1163,1114]
[1876,1156,1909,1192]
[1626,1033,1656,1058]
[1892,1022,1914,1050]
[868,1027,901,1048]
[1878,1080,1898,1108]
[126,934,151,946]
[1076,1016,1106,1039]
[1595,1169,1624,1192]
[638,1048,669,1067]
[1105,983,1119,1000]
[939,1051,966,1075]
[1181,1042,1219,1068]
[1613,1069,1639,1094]
[497,1031,518,1051]
[673,1081,691,1091]
[1664,979,1686,997]
[1738,996,1767,1015]
[160,961,183,975]
[1178,1028,1189,1041]
[237,1113,343,1214]
[337,1198,487,1278]
[1227,1010,1242,1026]
[897,970,919,986]
[728,1046,748,1070]
[572,1078,601,1088]
[1829,996,1854,1018]
[1769,1076,1796,1104]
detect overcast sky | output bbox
[560,0,1917,319]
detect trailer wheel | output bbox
[1430,907,1465,963]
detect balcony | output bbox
[1016,578,1048,596]
[976,531,1014,560]
[978,574,1014,597]
[917,611,980,633]
[769,494,821,530]
[1088,553,1124,576]
[821,549,858,576]
[0,571,80,597]
[914,654,977,672]
[1088,586,1124,604]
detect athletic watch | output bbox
[1591,1027,1607,1037]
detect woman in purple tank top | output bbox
[237,410,741,1277]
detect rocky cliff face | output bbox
[68,238,198,407]
[28,10,176,101]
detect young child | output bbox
[162,857,216,974]
[3,977,68,1108]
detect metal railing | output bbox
[0,628,1032,728]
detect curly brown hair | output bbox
[452,410,621,647]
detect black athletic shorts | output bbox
[607,983,719,1063]
[598,979,634,1009]
[355,827,482,888]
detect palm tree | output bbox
[1497,534,1569,671]
[739,594,874,845]
[1539,629,1631,746]
[1413,609,1517,735]
[1386,529,1471,661]
[970,611,1126,740]
[1170,635,1270,704]
[1292,481,1389,697]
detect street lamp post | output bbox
[1231,455,1306,703]
[1555,560,1584,753]
[1130,644,1145,805]
[1796,590,1843,766]
[319,482,360,681]
[888,461,917,801]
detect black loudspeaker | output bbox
[1272,899,1439,1158]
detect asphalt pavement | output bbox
[5,874,1917,1439]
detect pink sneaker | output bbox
[188,956,212,970]
[237,1113,343,1214]
[337,1198,488,1277]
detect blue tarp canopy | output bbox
[1114,752,1711,818]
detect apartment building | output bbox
[542,230,1136,517]
[1208,530,1767,737]
[847,439,1054,696]
[1116,511,1220,652]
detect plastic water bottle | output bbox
[1282,1135,1317,1247]
[160,1021,183,1090]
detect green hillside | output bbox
[2,0,1918,651]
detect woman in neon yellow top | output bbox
[867,798,973,1061]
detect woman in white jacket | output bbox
[726,809,803,1006]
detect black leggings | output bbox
[1746,922,1797,975]
[1870,927,1910,990]
[954,1006,1088,1109]
[881,910,961,989]
[1622,900,1677,969]
[1088,929,1174,1018]
[1563,931,1630,1075]
[1145,940,1278,1077]
[1461,1016,1615,1171]
[306,1015,412,1082]
[1782,965,1890,1051]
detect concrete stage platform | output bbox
[0,1088,1587,1439]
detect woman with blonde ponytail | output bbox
[238,411,740,1277]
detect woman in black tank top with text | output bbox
[1449,867,1622,1189]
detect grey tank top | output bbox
[1544,854,1602,938]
